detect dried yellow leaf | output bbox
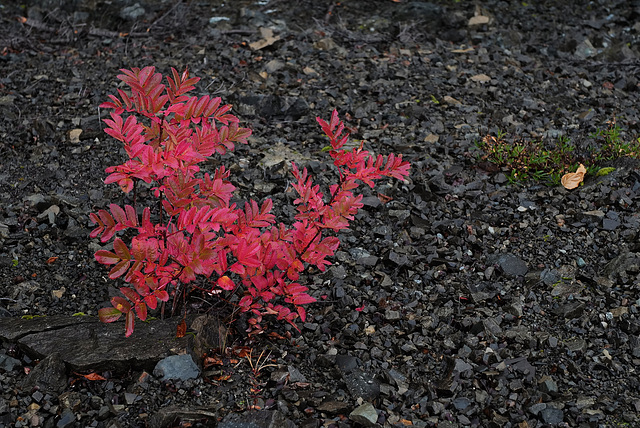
[561,164,587,190]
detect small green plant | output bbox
[475,134,579,185]
[475,120,640,185]
[590,120,640,162]
[21,314,46,320]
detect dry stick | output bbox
[88,28,149,38]
[145,0,184,33]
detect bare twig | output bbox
[145,0,184,33]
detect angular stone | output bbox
[483,318,503,336]
[300,418,322,428]
[540,268,561,286]
[0,353,21,371]
[153,354,200,381]
[57,408,76,428]
[287,366,307,383]
[21,352,67,394]
[385,310,401,321]
[349,402,378,427]
[334,354,358,373]
[490,254,528,277]
[550,282,583,297]
[556,301,584,319]
[191,314,226,361]
[581,210,605,221]
[217,410,296,428]
[538,375,558,394]
[529,402,546,415]
[124,392,139,405]
[342,368,381,401]
[453,358,473,374]
[386,368,408,395]
[452,397,472,411]
[603,252,640,278]
[317,400,350,414]
[237,94,309,120]
[0,315,194,372]
[602,218,620,230]
[576,396,595,409]
[0,315,100,342]
[504,357,536,382]
[540,407,564,425]
[566,338,587,353]
[148,406,219,428]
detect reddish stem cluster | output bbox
[92,66,410,336]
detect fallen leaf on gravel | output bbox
[313,37,338,50]
[303,66,318,76]
[75,372,107,381]
[424,134,439,143]
[468,15,490,26]
[561,164,586,189]
[443,95,462,105]
[471,74,491,82]
[176,319,187,338]
[203,356,223,367]
[268,332,287,340]
[69,128,82,143]
[469,5,492,27]
[249,28,280,50]
[451,47,474,53]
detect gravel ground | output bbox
[2,0,640,427]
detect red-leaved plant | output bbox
[92,66,410,336]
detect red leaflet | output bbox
[217,275,236,291]
[93,67,410,336]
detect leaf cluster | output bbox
[93,67,410,336]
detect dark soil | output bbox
[2,0,640,427]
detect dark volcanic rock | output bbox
[218,410,296,428]
[1,315,194,372]
[2,0,640,427]
[148,406,219,428]
[21,352,67,394]
[490,253,529,277]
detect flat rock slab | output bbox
[0,315,194,372]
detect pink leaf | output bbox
[217,275,236,291]
[125,311,135,337]
[98,307,122,323]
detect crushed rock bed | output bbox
[2,0,640,427]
